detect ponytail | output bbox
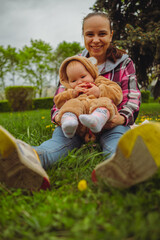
[106,44,126,63]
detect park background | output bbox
[0,0,160,104]
[0,1,160,240]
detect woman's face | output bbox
[83,16,113,65]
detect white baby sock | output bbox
[79,107,110,133]
[61,112,78,138]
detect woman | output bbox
[0,12,160,190]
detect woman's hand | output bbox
[54,114,59,123]
[105,112,126,129]
[83,83,100,98]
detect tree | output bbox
[91,0,141,40]
[0,45,19,99]
[52,41,83,86]
[0,46,7,91]
[5,45,19,85]
[18,39,54,97]
[91,0,160,97]
[116,22,160,88]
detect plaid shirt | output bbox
[51,56,141,126]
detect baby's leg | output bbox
[59,98,86,138]
[79,107,110,133]
[61,112,78,138]
[79,97,117,133]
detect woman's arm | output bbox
[51,84,65,123]
[118,58,141,126]
[104,58,141,128]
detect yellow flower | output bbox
[78,179,87,191]
[41,116,45,119]
[46,124,53,128]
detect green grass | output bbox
[0,103,160,240]
[138,103,160,121]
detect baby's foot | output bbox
[61,112,78,138]
[79,108,109,133]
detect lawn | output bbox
[0,103,160,240]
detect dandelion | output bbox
[41,116,45,119]
[78,179,87,191]
[46,124,52,128]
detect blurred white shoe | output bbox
[92,122,160,188]
[0,126,50,191]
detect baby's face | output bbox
[67,61,94,89]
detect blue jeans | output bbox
[33,125,130,169]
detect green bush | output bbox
[149,97,160,103]
[141,90,150,103]
[33,97,53,109]
[5,86,35,111]
[0,97,54,112]
[0,100,11,112]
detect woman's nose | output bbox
[92,36,100,43]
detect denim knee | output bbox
[99,125,130,159]
[33,126,82,169]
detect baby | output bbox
[54,56,123,141]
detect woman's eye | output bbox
[99,32,107,36]
[86,33,93,37]
[81,75,86,78]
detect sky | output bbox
[0,0,96,50]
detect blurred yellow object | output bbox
[93,122,160,188]
[78,179,87,191]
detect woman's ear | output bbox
[88,57,97,65]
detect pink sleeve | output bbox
[51,84,65,123]
[117,59,141,125]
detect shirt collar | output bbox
[81,48,129,73]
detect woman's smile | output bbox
[91,45,103,50]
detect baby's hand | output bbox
[74,83,89,96]
[83,83,100,98]
[72,89,79,98]
[83,82,92,88]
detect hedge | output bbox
[141,90,150,103]
[0,97,54,112]
[33,97,53,109]
[0,100,11,112]
[5,86,35,111]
